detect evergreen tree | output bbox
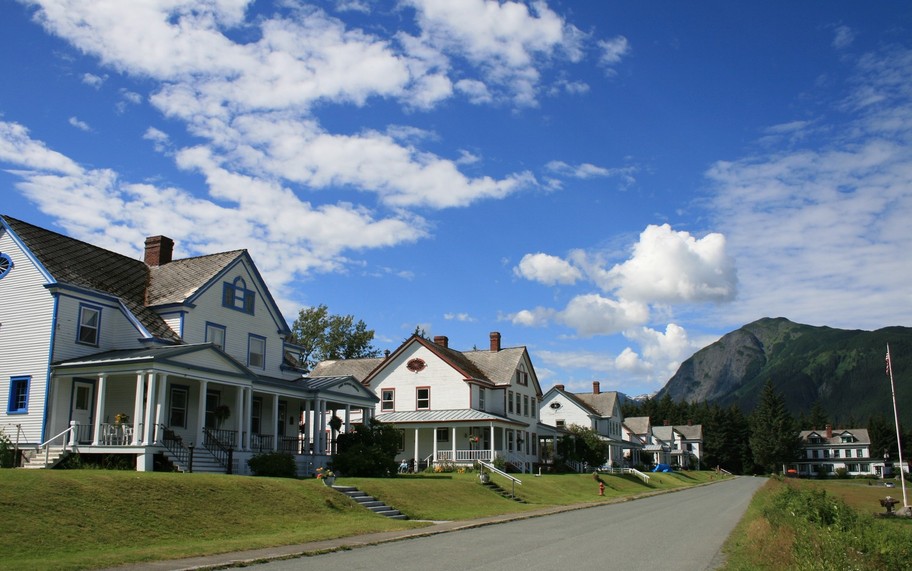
[807,400,829,430]
[749,381,800,474]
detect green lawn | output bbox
[0,468,720,570]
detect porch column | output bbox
[154,374,167,444]
[243,388,252,450]
[344,405,351,433]
[363,406,372,423]
[143,372,157,445]
[304,399,312,455]
[413,427,420,472]
[196,379,208,447]
[432,425,438,466]
[235,387,244,450]
[131,372,144,445]
[272,394,279,452]
[317,400,327,455]
[92,374,107,445]
[451,427,457,463]
[489,423,495,461]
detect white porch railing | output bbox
[34,421,78,466]
[435,449,495,463]
[601,466,651,484]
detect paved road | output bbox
[253,476,767,571]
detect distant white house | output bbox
[653,422,704,469]
[314,332,548,473]
[539,382,627,467]
[789,425,880,477]
[0,215,376,474]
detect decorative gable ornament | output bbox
[406,358,426,373]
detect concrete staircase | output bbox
[333,485,408,520]
[160,447,228,474]
[20,447,69,469]
[481,480,527,503]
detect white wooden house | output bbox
[539,382,627,467]
[0,215,376,474]
[789,425,879,477]
[652,422,704,469]
[314,332,547,473]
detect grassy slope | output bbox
[0,469,718,570]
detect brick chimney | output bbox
[555,384,565,391]
[144,235,174,266]
[433,335,448,348]
[592,381,600,395]
[490,331,501,352]
[826,424,833,439]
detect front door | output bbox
[71,379,94,443]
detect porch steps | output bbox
[160,448,227,474]
[332,485,409,520]
[20,447,69,469]
[482,481,527,503]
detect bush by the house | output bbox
[247,452,296,478]
[332,419,400,477]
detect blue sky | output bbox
[2,1,911,397]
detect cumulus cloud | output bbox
[68,116,91,132]
[514,252,582,285]
[606,224,737,304]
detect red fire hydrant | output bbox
[599,481,605,496]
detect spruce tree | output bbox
[749,380,800,474]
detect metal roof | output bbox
[375,408,526,426]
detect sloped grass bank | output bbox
[721,478,912,570]
[0,469,718,570]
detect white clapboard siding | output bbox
[0,231,55,443]
[369,343,471,411]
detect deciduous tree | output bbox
[288,304,381,371]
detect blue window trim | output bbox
[247,334,266,370]
[205,322,227,350]
[76,303,102,347]
[0,252,13,280]
[222,277,255,315]
[8,376,30,414]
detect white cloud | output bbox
[557,294,649,336]
[606,224,737,304]
[703,45,912,330]
[443,312,476,322]
[832,25,855,50]
[598,35,630,76]
[68,116,91,132]
[514,252,581,285]
[545,160,637,187]
[81,72,106,88]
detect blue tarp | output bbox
[653,463,672,472]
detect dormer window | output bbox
[515,364,529,386]
[77,304,101,346]
[223,277,255,315]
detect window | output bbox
[0,253,12,280]
[857,448,864,458]
[248,335,266,369]
[416,387,430,410]
[169,386,189,428]
[436,427,449,442]
[523,395,529,417]
[381,389,395,412]
[222,277,255,315]
[556,419,565,428]
[77,304,101,346]
[515,365,528,386]
[508,391,514,413]
[251,397,262,434]
[205,323,226,350]
[478,387,485,410]
[833,449,840,458]
[7,376,30,414]
[515,393,521,415]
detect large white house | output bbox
[790,425,880,477]
[0,215,376,474]
[539,382,628,467]
[313,332,549,473]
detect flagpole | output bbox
[886,343,909,511]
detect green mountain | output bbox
[657,317,912,425]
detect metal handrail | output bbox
[158,424,191,468]
[202,427,233,473]
[35,422,77,467]
[478,460,522,498]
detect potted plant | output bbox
[214,404,230,428]
[316,466,336,486]
[114,412,129,425]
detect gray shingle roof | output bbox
[3,215,181,342]
[800,428,870,445]
[146,250,244,306]
[310,358,385,382]
[624,416,651,435]
[573,392,619,417]
[463,347,526,385]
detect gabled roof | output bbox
[52,344,256,380]
[624,416,652,435]
[310,357,385,382]
[2,215,180,342]
[675,424,704,440]
[463,346,527,385]
[799,428,870,445]
[573,392,620,418]
[146,250,245,305]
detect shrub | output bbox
[332,420,401,477]
[0,430,15,468]
[247,452,296,478]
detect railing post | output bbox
[68,421,77,447]
[188,442,195,473]
[227,447,233,475]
